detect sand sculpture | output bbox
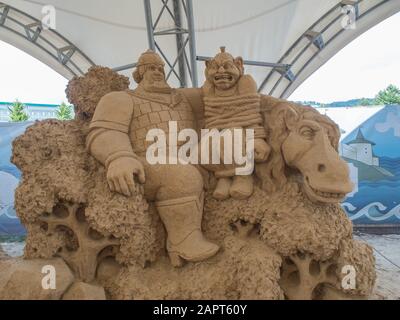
[0,49,376,300]
[202,47,270,200]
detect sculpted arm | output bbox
[179,87,205,131]
[239,76,270,162]
[86,92,145,197]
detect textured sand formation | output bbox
[2,59,376,300]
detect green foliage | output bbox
[375,84,400,105]
[358,98,375,106]
[56,102,73,120]
[8,100,29,122]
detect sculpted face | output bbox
[141,63,171,92]
[206,57,242,90]
[282,118,353,204]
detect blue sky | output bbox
[0,12,400,104]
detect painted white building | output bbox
[0,102,59,122]
[341,129,379,166]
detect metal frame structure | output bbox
[0,2,94,78]
[258,0,391,98]
[0,0,396,92]
[143,0,198,87]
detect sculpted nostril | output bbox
[318,164,326,172]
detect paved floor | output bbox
[1,234,399,299]
[355,233,400,300]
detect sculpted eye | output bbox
[300,127,316,139]
[210,62,218,70]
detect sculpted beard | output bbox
[142,69,171,94]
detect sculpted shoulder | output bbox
[96,91,133,110]
[91,91,134,131]
[238,74,258,95]
[178,87,204,113]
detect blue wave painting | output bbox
[341,105,400,224]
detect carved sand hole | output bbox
[279,252,339,300]
[230,219,260,238]
[39,202,120,282]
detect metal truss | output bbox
[258,0,391,98]
[143,0,198,87]
[0,2,94,78]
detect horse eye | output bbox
[300,128,315,138]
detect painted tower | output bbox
[344,129,379,166]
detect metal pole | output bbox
[143,0,155,50]
[197,56,292,69]
[185,0,198,87]
[173,0,186,87]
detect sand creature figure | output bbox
[201,47,271,200]
[86,50,219,267]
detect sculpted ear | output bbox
[283,106,298,130]
[275,103,299,130]
[234,56,244,74]
[204,60,211,79]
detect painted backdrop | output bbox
[0,122,31,235]
[1,106,400,235]
[341,105,400,224]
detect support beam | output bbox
[24,21,42,42]
[142,0,198,87]
[173,0,186,87]
[305,30,325,50]
[0,4,9,25]
[57,45,76,65]
[197,56,291,69]
[143,0,155,51]
[185,0,198,88]
[0,2,94,78]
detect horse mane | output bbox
[256,100,340,193]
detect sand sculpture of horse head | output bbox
[258,100,353,204]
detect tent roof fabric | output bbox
[1,0,400,96]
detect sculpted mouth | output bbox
[214,74,233,81]
[304,177,346,202]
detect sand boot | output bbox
[156,195,220,267]
[229,175,254,199]
[213,177,232,200]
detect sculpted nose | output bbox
[218,66,224,73]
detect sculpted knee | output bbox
[171,164,203,195]
[153,164,203,201]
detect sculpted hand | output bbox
[253,138,271,162]
[106,157,145,197]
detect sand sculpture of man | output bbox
[86,50,219,267]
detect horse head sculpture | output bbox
[258,102,353,203]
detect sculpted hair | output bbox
[133,65,146,84]
[257,102,341,192]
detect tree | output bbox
[8,100,29,122]
[358,98,375,106]
[375,84,400,105]
[56,102,73,120]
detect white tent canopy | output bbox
[1,0,399,97]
